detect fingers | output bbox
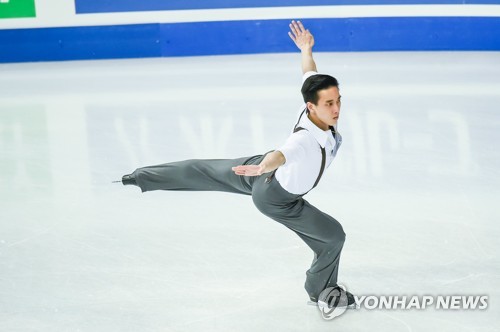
[296,20,307,34]
[232,166,245,175]
[232,165,251,176]
[290,20,306,38]
[289,21,299,39]
[232,165,261,176]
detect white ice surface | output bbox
[1,52,499,331]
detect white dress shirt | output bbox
[275,71,342,195]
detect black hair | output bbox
[301,74,339,105]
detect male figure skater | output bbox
[120,21,355,308]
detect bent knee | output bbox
[326,225,346,248]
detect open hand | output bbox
[232,164,265,177]
[288,20,314,51]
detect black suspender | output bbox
[293,108,306,129]
[293,126,326,193]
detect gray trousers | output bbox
[132,151,345,301]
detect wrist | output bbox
[301,46,313,54]
[258,163,268,174]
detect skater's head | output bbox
[301,74,339,105]
[301,74,341,130]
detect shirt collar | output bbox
[299,110,330,148]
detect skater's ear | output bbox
[306,101,316,114]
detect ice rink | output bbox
[1,52,499,331]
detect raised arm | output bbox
[288,20,317,74]
[232,21,317,178]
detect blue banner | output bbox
[1,17,500,63]
[75,0,500,14]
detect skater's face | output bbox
[307,86,341,130]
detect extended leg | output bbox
[130,154,264,195]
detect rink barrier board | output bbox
[74,0,500,13]
[1,17,500,63]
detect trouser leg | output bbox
[131,153,267,195]
[251,175,346,301]
[294,202,345,301]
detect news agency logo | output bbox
[356,294,489,310]
[316,285,489,320]
[317,285,350,320]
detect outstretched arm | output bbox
[288,20,317,74]
[231,151,285,177]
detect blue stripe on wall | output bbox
[0,24,161,63]
[75,0,500,14]
[1,17,499,63]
